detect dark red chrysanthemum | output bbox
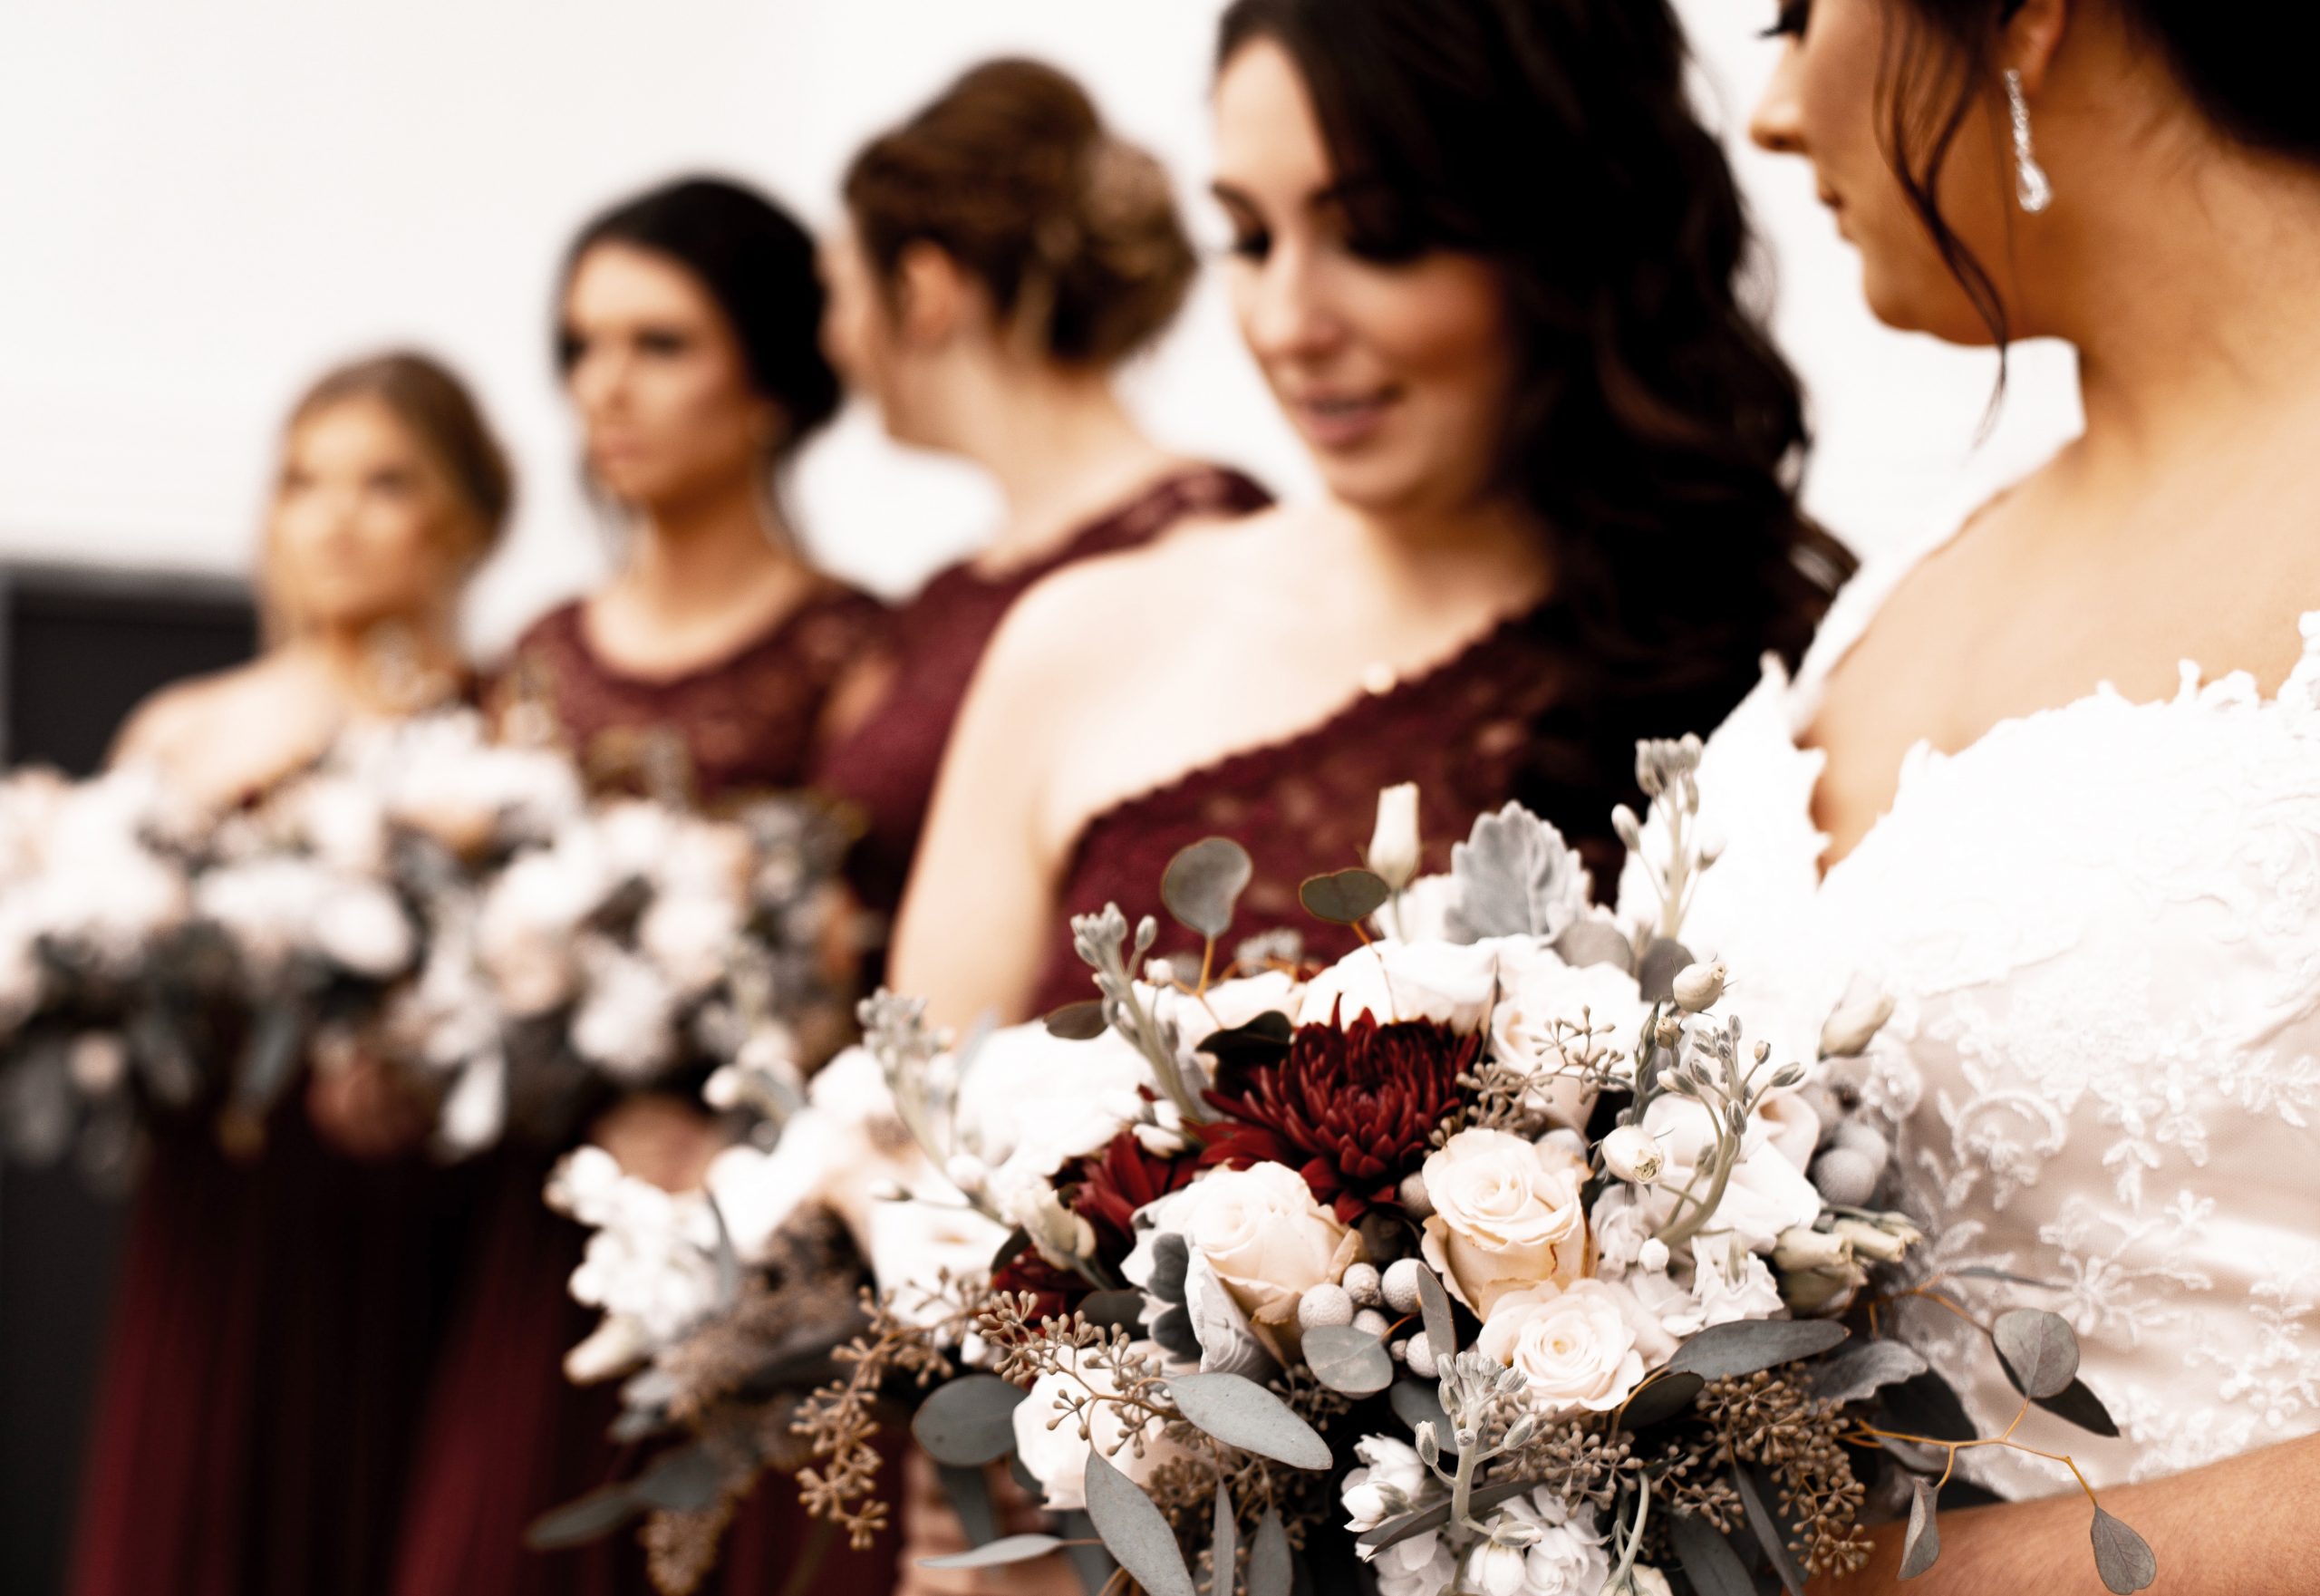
[1199,1010,1478,1222]
[1061,1127,1201,1262]
[988,1247,1085,1324]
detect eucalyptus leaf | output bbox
[940,1461,1000,1547]
[1807,1340,1928,1405]
[1617,1370,1706,1431]
[1299,869,1391,927]
[2030,1377,2121,1438]
[1084,1449,1197,1596]
[1666,1318,1848,1381]
[2089,1508,2157,1593]
[1668,1510,1756,1596]
[1079,1290,1148,1333]
[1166,1374,1333,1469]
[1357,1481,1534,1550]
[1389,1379,1453,1445]
[1212,1481,1239,1596]
[1445,803,1585,942]
[1881,1370,1979,1444]
[1198,1012,1294,1070]
[1414,1264,1457,1361]
[1055,1509,1116,1596]
[633,1442,724,1511]
[1045,1001,1109,1041]
[920,1534,1066,1571]
[1247,1510,1292,1596]
[1165,839,1254,940]
[1637,939,1696,1005]
[1993,1309,2080,1400]
[524,1483,641,1549]
[1734,1465,1807,1596]
[1552,917,1637,973]
[1899,1477,1940,1579]
[914,1375,1030,1467]
[1302,1323,1394,1395]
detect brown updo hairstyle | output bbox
[842,57,1198,367]
[284,350,516,559]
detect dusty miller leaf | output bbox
[1165,839,1253,940]
[1445,803,1586,942]
[1900,1476,1940,1579]
[1993,1309,2080,1400]
[2090,1508,2157,1593]
[1084,1449,1196,1596]
[1166,1374,1332,1469]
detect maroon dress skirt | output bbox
[813,464,1271,933]
[70,1106,484,1596]
[392,584,897,1596]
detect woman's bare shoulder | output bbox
[109,660,274,769]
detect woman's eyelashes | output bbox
[1762,0,1811,39]
[1225,228,1272,262]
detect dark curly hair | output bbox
[843,58,1197,368]
[1218,0,1852,745]
[558,176,841,456]
[1875,0,2320,352]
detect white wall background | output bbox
[0,1,2081,658]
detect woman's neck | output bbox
[620,473,803,622]
[293,614,464,718]
[937,361,1175,573]
[1341,493,1555,618]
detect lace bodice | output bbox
[1678,514,2320,1498]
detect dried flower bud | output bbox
[1405,1330,1439,1378]
[1298,1283,1356,1330]
[1808,1146,1880,1208]
[1600,1125,1666,1185]
[1397,1171,1435,1219]
[1671,962,1726,1012]
[1821,991,1897,1059]
[1772,1225,1851,1272]
[1367,782,1423,892]
[1638,1237,1671,1273]
[1653,1014,1686,1049]
[1832,1217,1910,1264]
[1343,1262,1385,1309]
[1382,1258,1429,1314]
[1353,1308,1392,1340]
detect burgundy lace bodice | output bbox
[1028,605,1670,1016]
[812,465,1271,919]
[489,583,890,806]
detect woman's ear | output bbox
[2005,0,2070,94]
[894,240,972,347]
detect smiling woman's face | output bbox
[1749,0,2017,344]
[1212,36,1517,521]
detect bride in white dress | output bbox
[1693,0,2320,1587]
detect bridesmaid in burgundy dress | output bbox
[812,59,1271,939]
[72,353,513,1596]
[390,180,893,1596]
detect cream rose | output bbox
[1420,1128,1590,1316]
[1476,1278,1674,1416]
[1168,1162,1351,1330]
[1488,950,1647,1129]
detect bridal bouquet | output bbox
[784,742,2158,1596]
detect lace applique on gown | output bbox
[1680,508,2320,1498]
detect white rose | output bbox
[1420,1128,1590,1315]
[1170,1162,1350,1326]
[569,941,680,1082]
[956,1022,1153,1186]
[1638,1095,1823,1253]
[1010,1343,1179,1512]
[314,881,416,979]
[1629,1569,1677,1596]
[1298,939,1503,1031]
[1490,951,1647,1129]
[1476,1279,1675,1417]
[637,890,742,998]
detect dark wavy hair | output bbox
[1879,0,2320,352]
[557,177,841,457]
[1217,0,1852,740]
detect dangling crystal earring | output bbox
[2005,68,2053,214]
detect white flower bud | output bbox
[1611,804,1644,850]
[1415,1420,1442,1468]
[1638,1237,1671,1273]
[1821,991,1897,1059]
[1343,1262,1385,1309]
[69,1032,128,1095]
[1772,1225,1851,1272]
[1600,1124,1666,1185]
[943,1152,989,1195]
[1382,1258,1429,1314]
[1405,1330,1440,1378]
[1671,962,1727,1012]
[1298,1283,1356,1330]
[1653,1014,1685,1049]
[1353,1308,1392,1340]
[1831,1217,1910,1264]
[1397,1171,1435,1219]
[1627,1568,1677,1596]
[1367,782,1423,892]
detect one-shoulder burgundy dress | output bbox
[1025,604,1717,1017]
[813,464,1271,933]
[390,584,894,1596]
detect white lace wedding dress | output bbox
[1675,505,2320,1498]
